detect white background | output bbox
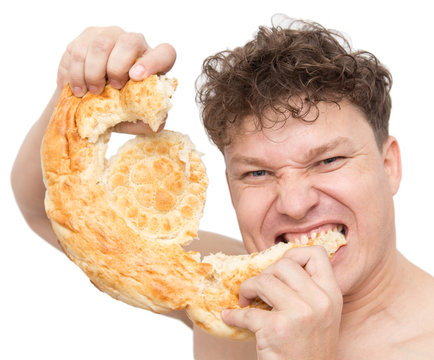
[1,0,433,359]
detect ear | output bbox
[382,136,402,195]
[225,170,235,207]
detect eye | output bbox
[322,157,339,165]
[238,169,273,184]
[317,156,346,171]
[250,170,267,177]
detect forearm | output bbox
[11,88,62,249]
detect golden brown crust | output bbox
[41,76,346,340]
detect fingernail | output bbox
[110,79,122,89]
[130,64,145,79]
[88,85,100,94]
[72,86,84,97]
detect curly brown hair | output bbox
[196,19,392,151]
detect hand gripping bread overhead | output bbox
[41,75,346,340]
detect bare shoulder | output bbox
[396,265,434,358]
[397,331,434,360]
[339,259,434,360]
[185,230,247,256]
[411,266,434,323]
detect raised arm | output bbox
[11,26,176,250]
[10,27,247,332]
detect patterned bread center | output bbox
[104,134,207,241]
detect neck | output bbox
[340,249,408,330]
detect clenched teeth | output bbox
[277,225,346,245]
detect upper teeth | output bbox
[282,225,345,245]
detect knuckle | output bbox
[82,26,99,35]
[273,320,291,337]
[282,246,299,258]
[143,51,159,68]
[91,34,115,53]
[255,326,278,351]
[266,313,289,334]
[316,294,339,327]
[295,302,315,323]
[276,257,294,270]
[106,25,124,34]
[119,32,146,48]
[243,309,256,323]
[65,40,74,54]
[317,294,334,315]
[255,336,268,351]
[68,43,86,63]
[256,273,275,287]
[106,64,125,80]
[268,257,295,277]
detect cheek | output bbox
[324,167,394,286]
[351,172,391,238]
[320,161,389,226]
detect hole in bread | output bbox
[105,132,136,160]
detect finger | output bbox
[222,307,269,334]
[57,51,71,89]
[283,246,340,297]
[67,40,88,97]
[129,43,176,80]
[262,256,321,300]
[107,32,148,89]
[238,273,304,311]
[84,32,117,94]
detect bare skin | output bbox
[220,103,434,359]
[11,27,434,359]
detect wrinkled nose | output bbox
[274,174,319,220]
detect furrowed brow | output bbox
[227,136,353,168]
[305,137,352,160]
[228,155,267,168]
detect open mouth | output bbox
[274,224,347,245]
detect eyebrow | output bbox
[305,136,353,160]
[228,136,353,167]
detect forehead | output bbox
[224,101,376,163]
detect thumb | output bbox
[129,43,177,80]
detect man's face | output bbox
[224,101,401,295]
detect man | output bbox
[11,20,434,359]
